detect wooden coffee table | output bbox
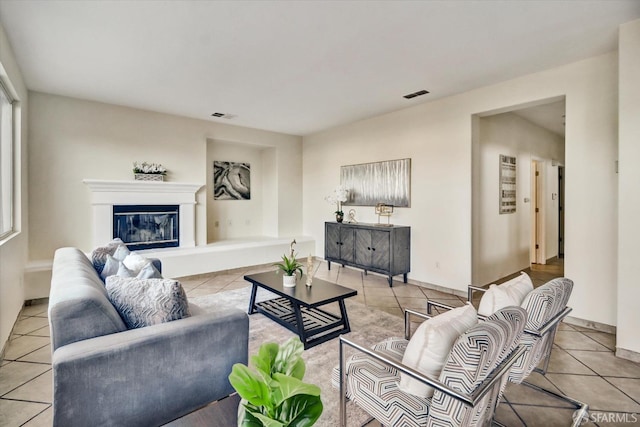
[244,272,357,349]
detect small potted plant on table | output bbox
[274,239,304,287]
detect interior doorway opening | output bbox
[471,96,566,286]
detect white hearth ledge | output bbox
[83,179,203,249]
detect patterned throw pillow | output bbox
[105,277,191,329]
[91,238,126,274]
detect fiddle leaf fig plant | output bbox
[229,337,323,427]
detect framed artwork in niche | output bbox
[213,161,251,200]
[499,154,516,214]
[340,158,411,207]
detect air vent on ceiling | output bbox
[403,89,429,100]
[211,112,236,119]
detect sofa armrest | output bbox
[52,309,248,427]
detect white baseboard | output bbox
[564,315,617,334]
[616,347,640,363]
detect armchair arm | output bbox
[338,335,526,426]
[525,306,573,337]
[467,284,488,303]
[425,300,457,315]
[52,309,248,427]
[403,308,432,339]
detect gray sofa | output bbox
[49,247,249,427]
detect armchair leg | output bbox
[340,337,347,427]
[520,380,589,427]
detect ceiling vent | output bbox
[211,112,236,119]
[403,89,429,100]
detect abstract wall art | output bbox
[340,158,411,207]
[499,154,516,214]
[213,161,251,200]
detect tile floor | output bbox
[1,259,639,426]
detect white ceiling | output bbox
[1,1,638,136]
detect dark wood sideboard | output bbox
[324,222,410,287]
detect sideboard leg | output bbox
[403,273,408,283]
[328,261,331,270]
[388,276,393,287]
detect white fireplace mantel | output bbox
[83,179,204,249]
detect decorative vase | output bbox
[336,213,344,223]
[283,275,297,287]
[134,173,164,182]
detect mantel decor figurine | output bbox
[325,185,349,223]
[306,254,314,287]
[347,209,358,224]
[133,161,167,181]
[375,203,394,226]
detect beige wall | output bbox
[0,22,28,352]
[206,139,267,241]
[303,52,618,327]
[27,92,302,268]
[617,19,640,357]
[474,112,564,286]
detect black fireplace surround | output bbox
[113,205,179,251]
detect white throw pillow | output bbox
[137,262,162,279]
[100,255,121,281]
[112,244,131,261]
[100,255,137,280]
[477,272,533,316]
[123,252,151,274]
[505,272,534,305]
[398,303,478,398]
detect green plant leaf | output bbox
[253,342,280,378]
[288,358,306,380]
[274,337,304,377]
[228,364,272,410]
[252,411,286,427]
[238,403,264,427]
[278,394,323,427]
[272,374,321,405]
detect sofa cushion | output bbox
[49,248,127,350]
[105,277,191,329]
[398,303,478,398]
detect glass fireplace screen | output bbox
[113,205,179,251]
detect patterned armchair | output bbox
[335,306,527,427]
[431,277,589,427]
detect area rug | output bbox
[190,285,405,427]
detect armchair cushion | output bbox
[398,303,477,398]
[478,272,533,316]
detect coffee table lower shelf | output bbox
[253,296,351,349]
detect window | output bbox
[0,80,14,239]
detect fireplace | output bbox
[113,205,179,250]
[83,179,203,250]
